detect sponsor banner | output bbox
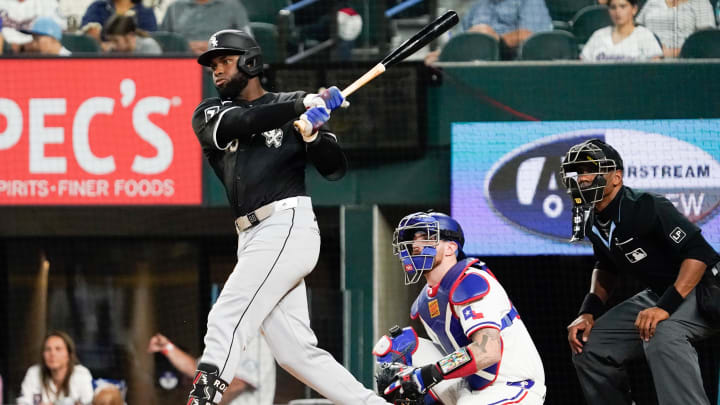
[0,59,203,205]
[451,120,720,255]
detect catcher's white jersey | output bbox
[411,258,546,404]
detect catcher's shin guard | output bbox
[186,363,229,405]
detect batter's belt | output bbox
[235,196,308,233]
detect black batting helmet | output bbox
[197,29,263,77]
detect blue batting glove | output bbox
[321,86,347,110]
[301,106,331,135]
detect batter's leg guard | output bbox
[186,363,229,405]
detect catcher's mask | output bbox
[560,139,623,241]
[197,29,263,77]
[392,212,465,285]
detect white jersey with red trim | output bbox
[410,258,546,403]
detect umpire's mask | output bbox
[560,139,622,241]
[197,29,263,77]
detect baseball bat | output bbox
[294,10,459,135]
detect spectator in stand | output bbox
[20,16,71,55]
[17,331,94,405]
[425,0,552,63]
[160,0,251,56]
[103,13,161,54]
[81,0,157,42]
[637,0,715,57]
[581,0,662,61]
[147,332,275,405]
[0,0,66,52]
[59,0,94,31]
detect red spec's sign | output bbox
[0,59,203,205]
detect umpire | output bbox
[187,29,390,405]
[561,139,720,405]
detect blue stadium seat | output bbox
[250,21,284,63]
[520,30,579,60]
[680,29,720,58]
[439,32,499,62]
[571,5,611,45]
[60,33,101,53]
[150,31,190,54]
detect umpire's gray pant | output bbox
[572,289,718,405]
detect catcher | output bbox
[373,212,546,404]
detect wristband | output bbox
[656,286,684,314]
[578,292,605,319]
[161,342,174,355]
[420,347,478,388]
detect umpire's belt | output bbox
[235,196,301,233]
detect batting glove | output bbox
[298,106,330,142]
[320,86,349,110]
[302,93,326,110]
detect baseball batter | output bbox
[187,29,390,405]
[378,212,546,404]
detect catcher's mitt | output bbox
[375,362,425,405]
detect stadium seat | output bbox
[150,31,190,53]
[60,33,101,53]
[546,0,596,24]
[679,28,720,58]
[571,5,611,44]
[439,32,499,62]
[245,0,290,24]
[519,30,579,60]
[250,21,284,64]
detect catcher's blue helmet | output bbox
[392,212,465,284]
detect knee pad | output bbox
[186,363,229,405]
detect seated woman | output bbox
[637,0,715,57]
[581,0,663,61]
[17,331,94,405]
[103,14,162,55]
[81,0,157,42]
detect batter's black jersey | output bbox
[586,186,720,294]
[192,91,347,217]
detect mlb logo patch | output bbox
[404,263,414,273]
[625,248,648,263]
[670,227,687,244]
[428,299,440,318]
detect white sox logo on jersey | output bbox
[262,129,283,148]
[204,106,219,123]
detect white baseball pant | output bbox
[199,197,389,405]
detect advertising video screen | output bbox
[451,120,720,255]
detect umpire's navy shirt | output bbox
[587,186,720,294]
